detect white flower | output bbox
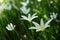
[6,23,16,31]
[21,13,38,22]
[50,1,53,4]
[24,34,27,38]
[29,18,53,32]
[37,0,41,2]
[50,12,57,19]
[0,0,3,3]
[0,4,12,11]
[0,4,7,13]
[20,6,30,14]
[0,4,6,10]
[0,0,14,11]
[5,4,12,10]
[20,0,29,6]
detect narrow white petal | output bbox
[40,18,44,27]
[44,25,50,28]
[32,13,37,17]
[32,21,39,27]
[9,23,13,29]
[26,0,29,4]
[21,15,28,20]
[50,15,53,19]
[6,27,12,31]
[12,4,19,10]
[6,23,16,31]
[54,13,57,19]
[32,16,38,20]
[53,12,55,17]
[21,18,27,20]
[5,4,12,10]
[6,25,13,31]
[32,13,38,20]
[26,8,30,14]
[20,6,30,14]
[20,0,29,6]
[21,15,27,18]
[29,27,37,29]
[8,25,11,29]
[20,6,26,14]
[10,23,13,27]
[36,29,40,32]
[45,18,53,25]
[51,12,58,19]
[55,13,57,17]
[20,2,27,6]
[28,14,31,18]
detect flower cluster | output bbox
[0,0,12,10]
[5,0,58,32]
[0,0,18,13]
[20,0,58,32]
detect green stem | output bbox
[22,21,34,40]
[13,30,20,39]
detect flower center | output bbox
[37,26,45,31]
[28,18,32,22]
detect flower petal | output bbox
[45,18,53,25]
[21,15,28,20]
[53,13,57,19]
[32,16,38,20]
[20,0,29,6]
[32,13,37,17]
[29,27,37,29]
[6,26,12,31]
[44,24,50,28]
[26,0,29,4]
[20,6,30,14]
[26,8,30,14]
[12,4,19,10]
[36,29,40,32]
[32,21,39,27]
[28,14,31,18]
[5,4,12,10]
[31,13,38,20]
[40,18,44,27]
[20,6,26,14]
